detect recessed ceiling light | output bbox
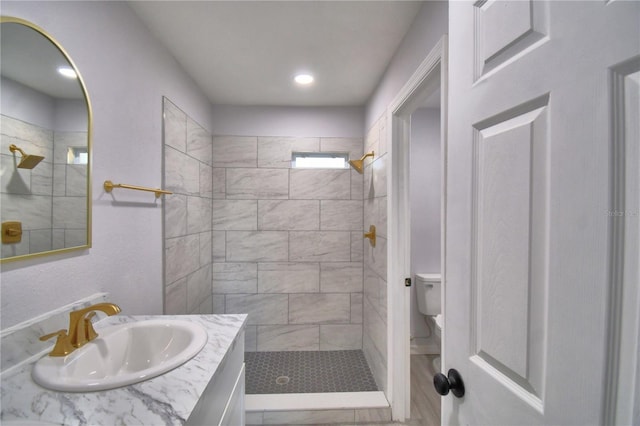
[294,74,314,85]
[57,66,77,79]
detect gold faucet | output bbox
[39,329,75,357]
[40,303,121,356]
[68,303,121,348]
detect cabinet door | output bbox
[186,332,245,426]
[220,365,245,426]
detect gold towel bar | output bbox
[104,180,172,198]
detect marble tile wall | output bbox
[1,115,87,257]
[362,113,389,392]
[1,293,108,374]
[212,133,364,352]
[162,99,367,352]
[163,98,214,314]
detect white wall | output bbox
[409,107,441,338]
[1,78,87,132]
[54,99,88,132]
[360,2,445,385]
[365,1,448,130]
[0,1,214,327]
[1,77,55,130]
[211,105,363,137]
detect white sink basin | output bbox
[32,319,207,392]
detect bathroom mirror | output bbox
[0,17,92,263]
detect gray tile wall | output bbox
[163,98,214,314]
[1,115,87,257]
[52,130,89,250]
[212,132,364,352]
[362,113,389,392]
[163,98,367,352]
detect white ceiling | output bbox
[128,1,424,107]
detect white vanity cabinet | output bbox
[187,330,245,426]
[1,313,247,426]
[220,364,245,425]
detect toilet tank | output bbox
[415,273,441,316]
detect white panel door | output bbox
[445,1,639,424]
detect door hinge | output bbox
[405,277,412,287]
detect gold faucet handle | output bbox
[67,303,120,348]
[40,329,74,357]
[84,312,99,342]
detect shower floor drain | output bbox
[275,376,290,385]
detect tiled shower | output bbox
[209,131,364,353]
[162,97,387,395]
[0,114,88,258]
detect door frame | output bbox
[604,56,640,426]
[387,35,448,421]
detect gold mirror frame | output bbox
[0,16,92,263]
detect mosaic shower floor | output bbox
[245,350,379,394]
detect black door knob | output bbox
[433,368,465,398]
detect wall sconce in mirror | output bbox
[1,16,93,263]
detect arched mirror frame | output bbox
[0,16,93,263]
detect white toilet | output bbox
[415,272,443,341]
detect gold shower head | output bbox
[9,144,44,169]
[348,151,374,174]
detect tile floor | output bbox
[346,354,442,425]
[245,350,379,394]
[348,355,441,426]
[244,352,441,425]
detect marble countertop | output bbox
[0,314,247,425]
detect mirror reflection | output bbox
[0,18,92,262]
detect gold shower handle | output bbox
[2,221,23,244]
[6,228,21,237]
[364,225,376,247]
